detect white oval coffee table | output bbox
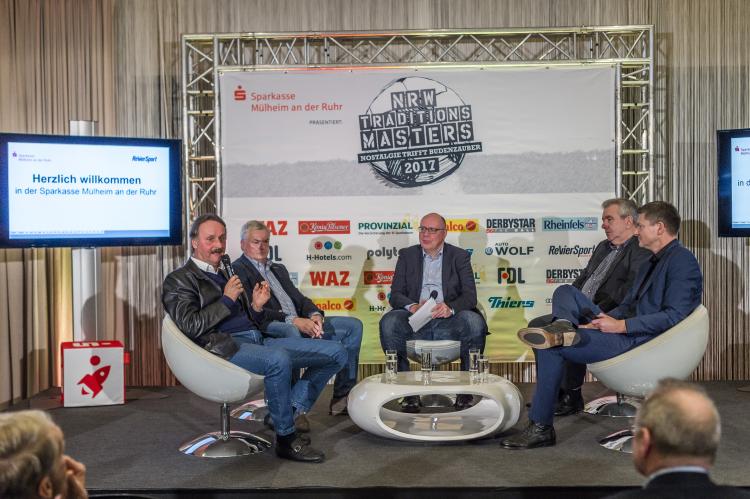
[347,371,522,442]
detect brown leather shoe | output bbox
[517,320,579,349]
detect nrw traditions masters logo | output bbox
[357,77,482,187]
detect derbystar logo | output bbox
[264,220,288,236]
[542,217,598,231]
[298,220,350,235]
[446,218,479,232]
[487,296,535,308]
[309,271,351,286]
[357,221,414,234]
[234,85,247,101]
[548,244,595,257]
[484,243,534,256]
[312,298,355,311]
[485,217,536,233]
[546,268,583,283]
[363,271,395,285]
[498,267,526,285]
[366,246,403,260]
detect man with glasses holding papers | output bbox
[379,212,487,413]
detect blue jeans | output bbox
[227,330,347,436]
[379,308,486,372]
[266,317,363,398]
[529,285,641,425]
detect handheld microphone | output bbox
[430,290,438,300]
[220,254,235,277]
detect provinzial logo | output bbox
[357,220,414,235]
[485,218,536,233]
[312,298,356,311]
[363,271,395,285]
[546,268,583,283]
[356,76,482,187]
[298,220,350,235]
[542,217,598,231]
[487,296,535,309]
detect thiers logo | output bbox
[446,218,480,232]
[234,85,247,101]
[356,76,482,188]
[298,220,350,235]
[488,296,535,309]
[312,298,355,311]
[364,271,395,285]
[485,217,536,233]
[498,267,526,285]
[264,220,288,236]
[309,271,351,286]
[546,268,583,284]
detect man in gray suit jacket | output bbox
[379,212,487,413]
[606,379,750,498]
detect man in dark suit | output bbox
[606,379,750,498]
[232,220,363,416]
[502,201,703,449]
[379,212,487,412]
[529,198,651,416]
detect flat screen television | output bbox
[0,133,182,248]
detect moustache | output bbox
[210,248,225,254]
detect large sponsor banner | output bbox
[220,66,616,362]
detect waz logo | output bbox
[309,271,351,287]
[264,220,288,236]
[356,76,483,188]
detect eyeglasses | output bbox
[249,239,270,246]
[418,226,446,234]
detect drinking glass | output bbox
[420,349,433,372]
[469,348,480,379]
[479,355,490,382]
[385,350,398,381]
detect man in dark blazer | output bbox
[233,220,363,416]
[379,212,487,412]
[502,201,703,449]
[606,379,750,498]
[529,198,651,416]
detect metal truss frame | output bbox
[182,26,653,233]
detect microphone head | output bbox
[220,254,234,276]
[430,290,438,299]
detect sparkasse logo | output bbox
[309,271,351,286]
[298,220,350,235]
[234,85,247,101]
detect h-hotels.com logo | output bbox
[234,85,247,101]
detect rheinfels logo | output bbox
[364,271,395,285]
[309,271,351,286]
[298,220,350,235]
[312,298,356,311]
[446,218,479,232]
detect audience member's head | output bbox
[0,409,87,499]
[632,378,721,477]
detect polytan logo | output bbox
[546,268,583,284]
[446,218,479,232]
[309,270,351,286]
[264,220,288,236]
[366,246,402,260]
[312,298,356,311]
[298,220,350,235]
[234,85,247,101]
[364,270,395,285]
[498,267,526,284]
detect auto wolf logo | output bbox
[357,76,482,187]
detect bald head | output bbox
[632,379,720,475]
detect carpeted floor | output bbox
[13,381,750,495]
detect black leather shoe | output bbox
[401,395,421,413]
[554,389,584,417]
[499,421,556,449]
[264,412,311,433]
[275,435,325,463]
[517,320,580,349]
[454,394,474,411]
[329,396,348,416]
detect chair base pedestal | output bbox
[230,398,269,421]
[179,431,272,458]
[598,427,634,453]
[584,395,640,417]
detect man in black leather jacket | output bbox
[162,214,346,463]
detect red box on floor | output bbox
[61,341,125,407]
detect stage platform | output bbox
[12,381,750,498]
